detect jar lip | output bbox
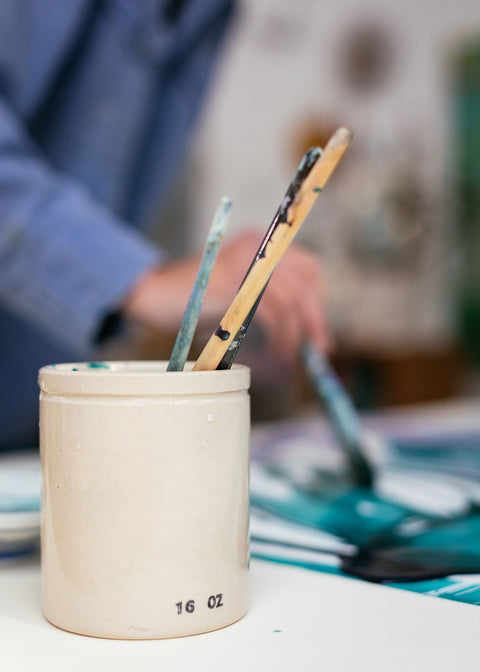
[38,361,250,396]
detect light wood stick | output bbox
[193,127,352,372]
[217,146,322,370]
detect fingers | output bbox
[286,247,330,350]
[202,231,262,316]
[256,244,329,360]
[121,259,197,332]
[204,230,328,361]
[122,230,329,363]
[256,280,302,360]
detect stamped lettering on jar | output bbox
[176,594,223,615]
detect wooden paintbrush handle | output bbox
[193,127,352,372]
[217,147,323,370]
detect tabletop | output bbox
[2,553,480,672]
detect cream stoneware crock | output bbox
[39,361,250,639]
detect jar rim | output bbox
[38,361,250,396]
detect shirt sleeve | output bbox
[0,97,165,351]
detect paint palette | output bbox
[0,450,40,557]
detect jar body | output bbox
[39,362,250,639]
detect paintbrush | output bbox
[193,127,353,372]
[217,146,322,370]
[167,197,232,371]
[301,340,374,488]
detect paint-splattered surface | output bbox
[250,401,480,606]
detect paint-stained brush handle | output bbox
[301,341,374,488]
[193,127,353,372]
[241,146,322,277]
[217,147,322,370]
[167,197,231,371]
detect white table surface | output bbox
[2,553,480,672]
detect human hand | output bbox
[122,231,329,363]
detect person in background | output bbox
[0,0,327,449]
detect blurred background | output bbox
[143,0,480,419]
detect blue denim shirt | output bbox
[0,0,234,447]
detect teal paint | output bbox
[87,361,110,369]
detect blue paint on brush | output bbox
[214,326,230,341]
[301,341,374,488]
[167,197,232,371]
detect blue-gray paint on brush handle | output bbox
[167,197,232,371]
[214,326,230,341]
[301,341,374,487]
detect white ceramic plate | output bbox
[0,450,40,557]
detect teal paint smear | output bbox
[251,552,480,606]
[251,486,416,548]
[167,196,232,372]
[386,576,480,606]
[0,495,40,513]
[87,361,110,369]
[250,431,480,605]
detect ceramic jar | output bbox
[39,361,250,639]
